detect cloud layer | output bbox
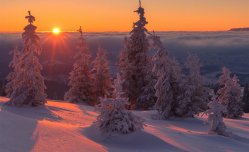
[1,31,249,81]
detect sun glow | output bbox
[52,27,61,35]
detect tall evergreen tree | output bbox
[136,63,156,110]
[152,33,172,119]
[92,46,113,100]
[176,55,209,117]
[151,33,184,119]
[242,84,249,113]
[217,67,244,118]
[7,11,47,106]
[119,0,154,109]
[64,26,94,104]
[5,46,21,97]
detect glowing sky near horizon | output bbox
[1,0,249,32]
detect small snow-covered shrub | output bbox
[205,98,229,136]
[96,97,144,134]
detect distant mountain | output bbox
[229,27,249,31]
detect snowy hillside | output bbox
[0,97,249,152]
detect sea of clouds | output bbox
[1,31,249,84]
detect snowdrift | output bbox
[0,97,249,152]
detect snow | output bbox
[0,96,249,152]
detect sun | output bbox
[52,27,61,35]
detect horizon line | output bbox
[0,29,241,34]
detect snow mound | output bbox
[0,97,249,152]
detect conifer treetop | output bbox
[133,0,148,31]
[25,11,35,24]
[219,67,232,86]
[22,11,41,54]
[78,26,83,37]
[76,26,87,54]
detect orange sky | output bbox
[1,0,249,32]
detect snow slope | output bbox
[0,97,249,152]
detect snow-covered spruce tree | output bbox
[5,46,21,97]
[118,37,129,78]
[176,55,209,117]
[119,0,155,109]
[151,33,184,119]
[137,55,156,110]
[205,96,229,136]
[242,84,249,113]
[217,67,232,88]
[7,11,47,106]
[228,75,244,117]
[138,76,157,109]
[92,46,113,101]
[217,67,244,118]
[151,33,171,118]
[64,26,95,104]
[96,73,143,134]
[113,73,125,98]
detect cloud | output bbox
[1,31,249,81]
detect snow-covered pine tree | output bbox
[113,73,124,98]
[176,55,209,117]
[5,46,21,97]
[137,66,156,110]
[152,33,171,118]
[217,67,244,118]
[151,33,184,119]
[92,46,113,101]
[217,67,231,88]
[118,37,129,77]
[96,73,143,134]
[242,84,249,113]
[64,26,95,104]
[119,0,154,109]
[227,75,244,118]
[205,96,229,136]
[7,11,47,106]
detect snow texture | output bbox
[1,97,249,152]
